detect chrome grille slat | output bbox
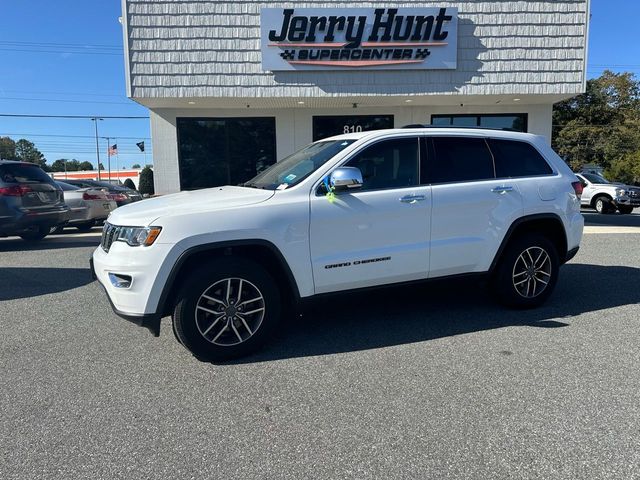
[101,222,119,253]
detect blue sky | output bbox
[0,1,637,169]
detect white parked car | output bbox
[575,172,639,214]
[55,181,117,232]
[92,128,584,361]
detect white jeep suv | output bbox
[91,128,584,361]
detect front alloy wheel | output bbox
[512,247,552,299]
[173,257,281,361]
[195,278,266,346]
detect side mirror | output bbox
[329,167,363,192]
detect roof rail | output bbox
[401,124,521,132]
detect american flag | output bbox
[107,144,118,156]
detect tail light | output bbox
[83,192,103,200]
[109,193,127,202]
[0,185,33,196]
[571,181,583,198]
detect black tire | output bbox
[76,221,95,232]
[172,257,281,361]
[492,234,560,309]
[618,205,634,215]
[594,196,613,214]
[20,226,49,242]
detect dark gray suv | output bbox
[0,160,69,241]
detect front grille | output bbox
[628,188,639,198]
[101,222,120,253]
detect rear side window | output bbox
[0,164,55,184]
[489,139,553,178]
[430,137,495,183]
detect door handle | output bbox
[491,186,514,194]
[400,194,426,204]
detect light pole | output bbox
[91,118,104,180]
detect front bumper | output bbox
[615,196,640,207]
[90,256,161,336]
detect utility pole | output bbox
[91,118,104,180]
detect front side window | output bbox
[582,173,609,184]
[247,140,355,190]
[430,137,495,183]
[489,139,553,178]
[345,137,419,191]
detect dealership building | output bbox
[121,0,590,194]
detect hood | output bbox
[107,186,275,226]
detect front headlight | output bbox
[616,188,626,196]
[116,226,162,246]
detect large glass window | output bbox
[345,137,419,191]
[177,117,276,190]
[431,114,528,132]
[489,139,553,178]
[313,115,394,141]
[430,137,495,184]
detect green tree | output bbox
[131,163,141,169]
[78,161,94,171]
[15,139,47,168]
[605,152,640,185]
[0,137,17,160]
[123,178,136,190]
[553,71,640,171]
[138,166,154,195]
[50,159,82,172]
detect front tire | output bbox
[492,235,560,309]
[172,257,281,361]
[618,205,634,215]
[594,196,613,214]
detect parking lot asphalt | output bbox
[1,212,640,480]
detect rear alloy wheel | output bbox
[20,226,49,242]
[594,196,613,214]
[493,235,559,308]
[618,205,634,215]
[172,257,281,361]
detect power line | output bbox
[0,133,150,140]
[0,48,122,56]
[0,40,121,49]
[0,114,149,119]
[0,96,139,105]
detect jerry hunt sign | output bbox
[261,7,457,71]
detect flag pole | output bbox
[116,138,119,181]
[106,136,111,182]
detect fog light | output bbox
[109,273,132,289]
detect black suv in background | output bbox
[0,160,69,241]
[63,179,142,207]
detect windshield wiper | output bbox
[242,182,260,188]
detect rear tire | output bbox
[618,205,634,215]
[172,257,281,361]
[594,196,613,214]
[492,234,560,309]
[20,226,49,242]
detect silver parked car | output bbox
[53,181,117,232]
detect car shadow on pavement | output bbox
[0,236,100,252]
[0,267,93,301]
[231,263,640,364]
[583,211,640,227]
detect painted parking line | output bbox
[584,226,640,234]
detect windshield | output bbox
[582,173,610,184]
[245,140,355,190]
